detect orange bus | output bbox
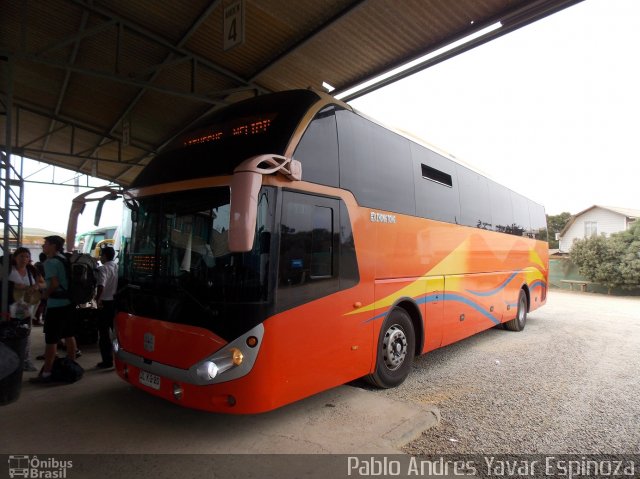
[114,89,548,413]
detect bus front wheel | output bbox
[367,307,415,389]
[504,289,528,332]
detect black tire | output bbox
[367,307,415,388]
[504,289,528,332]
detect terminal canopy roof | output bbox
[0,0,581,186]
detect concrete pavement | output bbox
[1,326,440,455]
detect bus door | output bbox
[276,191,369,389]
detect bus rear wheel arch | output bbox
[367,306,416,389]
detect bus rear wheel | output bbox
[504,289,528,332]
[367,307,415,389]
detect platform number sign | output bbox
[224,0,245,51]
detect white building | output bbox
[558,205,640,253]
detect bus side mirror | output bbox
[94,197,107,226]
[228,154,300,252]
[228,171,262,252]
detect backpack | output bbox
[50,253,98,306]
[50,356,84,383]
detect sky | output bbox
[18,0,640,234]
[350,0,640,216]
[20,164,122,235]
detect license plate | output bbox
[139,370,161,390]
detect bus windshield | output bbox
[121,186,275,338]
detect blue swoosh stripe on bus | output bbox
[441,293,501,325]
[465,272,518,297]
[529,280,545,290]
[362,293,499,325]
[362,311,387,324]
[360,293,441,324]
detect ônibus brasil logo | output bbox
[7,455,73,478]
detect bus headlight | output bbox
[190,323,263,385]
[207,361,219,378]
[196,348,244,382]
[196,361,220,380]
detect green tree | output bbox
[571,221,640,293]
[545,212,572,249]
[571,234,620,293]
[610,221,640,289]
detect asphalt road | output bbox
[367,290,640,454]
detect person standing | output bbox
[8,247,45,372]
[30,235,77,383]
[95,246,118,369]
[8,247,44,303]
[33,252,48,326]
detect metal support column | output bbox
[1,54,24,316]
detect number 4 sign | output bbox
[224,0,245,51]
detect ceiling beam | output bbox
[79,0,229,176]
[9,100,156,155]
[38,11,90,161]
[35,19,117,56]
[67,0,263,90]
[10,52,224,104]
[6,145,137,164]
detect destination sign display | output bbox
[183,115,274,146]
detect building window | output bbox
[584,221,598,237]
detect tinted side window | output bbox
[457,165,492,229]
[336,110,415,215]
[510,191,531,237]
[293,107,339,187]
[412,143,460,223]
[310,206,333,278]
[490,183,514,234]
[529,202,548,240]
[339,201,359,290]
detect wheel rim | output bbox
[382,324,407,371]
[518,296,526,323]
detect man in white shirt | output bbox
[95,246,118,369]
